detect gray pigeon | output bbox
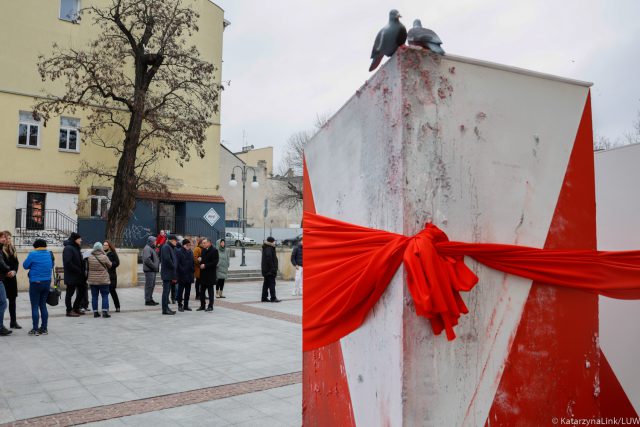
[407,20,445,55]
[369,9,407,72]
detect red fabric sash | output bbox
[303,211,640,351]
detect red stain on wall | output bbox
[302,157,356,427]
[485,93,622,424]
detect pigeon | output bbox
[407,20,445,55]
[369,9,407,72]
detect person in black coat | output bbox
[198,238,218,312]
[160,235,178,315]
[261,237,280,303]
[103,240,121,312]
[63,232,86,317]
[176,239,195,312]
[2,231,21,329]
[0,231,14,336]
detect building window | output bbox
[90,188,110,219]
[59,117,80,152]
[18,111,41,148]
[60,0,80,22]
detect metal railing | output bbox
[14,208,78,247]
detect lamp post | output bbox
[229,165,259,267]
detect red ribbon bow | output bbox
[303,211,640,352]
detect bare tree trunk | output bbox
[106,93,145,242]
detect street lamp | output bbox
[229,165,259,267]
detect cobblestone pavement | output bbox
[0,278,301,426]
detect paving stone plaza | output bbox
[0,251,302,426]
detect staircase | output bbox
[14,208,77,247]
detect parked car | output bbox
[282,234,302,247]
[225,231,256,246]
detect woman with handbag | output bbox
[1,231,21,330]
[22,239,53,336]
[86,242,112,318]
[103,241,121,313]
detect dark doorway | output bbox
[158,202,176,234]
[26,192,46,230]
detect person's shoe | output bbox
[205,306,214,312]
[178,304,184,312]
[66,311,80,317]
[102,311,111,318]
[271,299,282,303]
[219,292,226,299]
[28,329,39,336]
[115,307,120,313]
[261,299,270,302]
[39,328,48,335]
[0,327,13,336]
[162,310,176,315]
[151,300,160,306]
[79,308,86,314]
[94,312,101,318]
[184,306,192,311]
[145,301,155,306]
[215,290,220,298]
[196,306,205,311]
[10,322,22,329]
[75,310,85,316]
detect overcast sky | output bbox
[214,0,640,168]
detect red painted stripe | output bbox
[486,93,609,423]
[302,157,356,427]
[599,350,638,416]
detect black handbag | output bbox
[47,251,61,306]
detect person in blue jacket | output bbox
[22,239,54,336]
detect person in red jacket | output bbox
[155,230,167,253]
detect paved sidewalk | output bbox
[0,279,301,426]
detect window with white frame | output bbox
[89,187,110,219]
[59,0,80,22]
[59,117,80,152]
[17,111,41,148]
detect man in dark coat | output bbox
[62,232,86,317]
[198,238,218,312]
[261,237,280,303]
[291,237,303,297]
[160,235,178,315]
[176,239,195,312]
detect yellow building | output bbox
[0,0,227,246]
[235,146,275,176]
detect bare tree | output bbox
[273,113,331,209]
[35,0,220,242]
[623,110,640,146]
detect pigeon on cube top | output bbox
[369,9,407,72]
[407,19,445,55]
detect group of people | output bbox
[141,233,230,315]
[0,228,302,336]
[0,230,122,337]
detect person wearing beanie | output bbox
[63,232,86,317]
[22,239,54,335]
[193,238,203,300]
[142,236,160,306]
[160,234,178,315]
[176,239,195,311]
[86,242,112,318]
[215,239,229,298]
[261,237,280,303]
